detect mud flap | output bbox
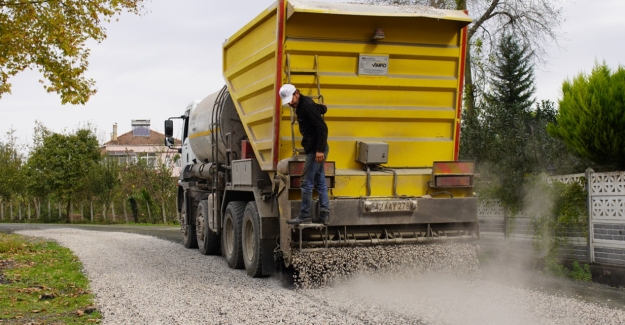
[262,238,277,275]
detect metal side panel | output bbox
[223,2,280,171]
[232,159,254,186]
[279,12,469,172]
[290,197,478,227]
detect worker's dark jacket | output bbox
[295,95,328,154]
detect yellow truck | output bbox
[165,0,477,277]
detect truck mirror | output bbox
[164,120,173,137]
[165,136,175,147]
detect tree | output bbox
[146,151,178,224]
[26,127,101,222]
[0,129,24,219]
[364,0,564,113]
[90,157,121,221]
[485,35,535,110]
[548,63,625,170]
[0,0,144,104]
[119,157,153,223]
[459,36,579,210]
[477,101,535,210]
[24,122,52,219]
[527,100,584,175]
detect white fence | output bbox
[478,169,625,266]
[588,171,625,266]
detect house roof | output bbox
[102,129,181,147]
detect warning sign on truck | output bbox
[358,54,389,76]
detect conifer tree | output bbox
[462,35,551,210]
[548,63,625,170]
[486,35,535,110]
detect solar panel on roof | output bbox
[132,127,150,137]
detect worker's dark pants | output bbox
[298,145,329,219]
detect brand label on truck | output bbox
[358,54,389,76]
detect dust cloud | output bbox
[300,273,542,325]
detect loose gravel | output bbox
[16,228,625,325]
[291,243,479,289]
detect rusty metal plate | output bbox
[288,160,335,176]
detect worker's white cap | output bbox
[279,84,296,106]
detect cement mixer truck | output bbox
[165,0,478,278]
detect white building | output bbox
[101,120,181,177]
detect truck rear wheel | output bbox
[242,202,264,277]
[181,202,198,249]
[222,201,246,269]
[196,200,220,255]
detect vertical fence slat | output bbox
[586,168,595,263]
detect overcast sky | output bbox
[1,0,624,148]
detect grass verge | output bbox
[0,232,101,324]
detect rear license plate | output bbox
[363,200,417,213]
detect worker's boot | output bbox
[286,215,312,225]
[314,210,329,225]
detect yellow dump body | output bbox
[223,0,471,198]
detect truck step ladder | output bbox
[291,222,328,252]
[285,54,324,156]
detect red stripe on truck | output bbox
[272,0,286,170]
[433,161,475,174]
[454,16,469,161]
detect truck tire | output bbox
[196,200,220,255]
[181,202,198,249]
[242,202,264,277]
[222,201,246,269]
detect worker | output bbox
[279,83,329,225]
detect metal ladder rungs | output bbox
[286,53,324,157]
[290,69,317,74]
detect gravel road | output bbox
[15,228,625,325]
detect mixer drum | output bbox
[188,88,246,164]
